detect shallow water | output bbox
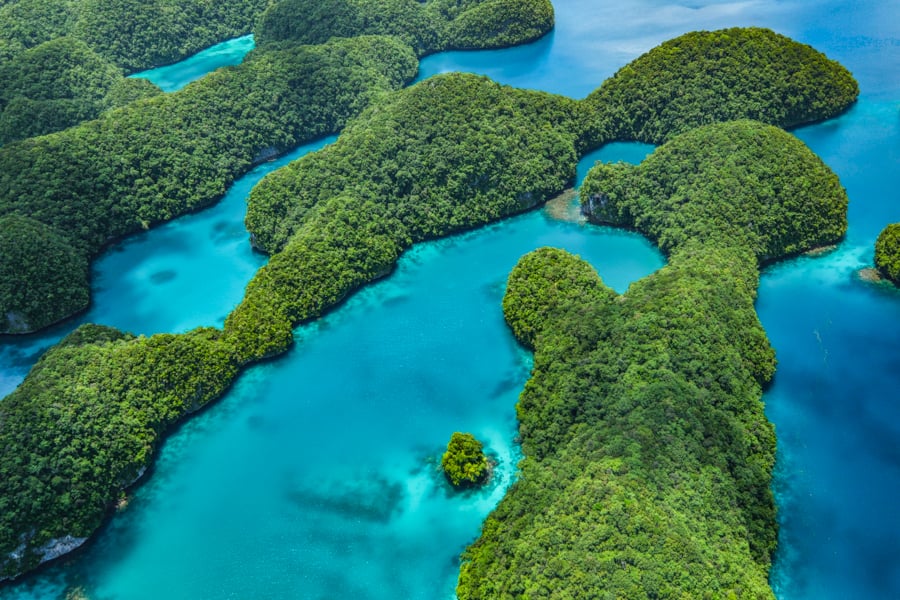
[2,0,900,598]
[128,35,255,92]
[424,2,900,596]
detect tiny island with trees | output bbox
[442,432,492,489]
[0,0,867,596]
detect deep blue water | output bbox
[764,100,900,598]
[128,35,255,92]
[2,0,900,598]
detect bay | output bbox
[0,152,663,598]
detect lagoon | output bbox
[0,158,663,599]
[2,0,899,598]
[0,137,335,399]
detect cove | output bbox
[0,136,335,399]
[128,35,255,92]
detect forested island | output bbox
[0,4,860,594]
[443,432,492,489]
[0,0,273,143]
[0,35,419,333]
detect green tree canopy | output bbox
[0,214,88,332]
[581,120,848,262]
[581,27,858,146]
[0,35,417,333]
[255,0,553,57]
[0,37,125,143]
[458,119,849,599]
[442,432,490,488]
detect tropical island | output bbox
[0,4,860,596]
[456,120,848,598]
[442,432,492,489]
[0,0,274,143]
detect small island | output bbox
[442,432,491,489]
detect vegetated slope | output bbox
[0,325,241,581]
[0,0,553,143]
[0,35,418,334]
[230,72,579,360]
[0,0,559,335]
[875,223,900,284]
[0,37,161,145]
[581,27,859,146]
[255,0,554,57]
[0,72,579,581]
[583,119,848,261]
[455,121,848,598]
[0,0,272,71]
[0,0,272,141]
[0,25,859,590]
[0,215,89,333]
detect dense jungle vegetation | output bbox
[0,68,580,581]
[0,0,272,70]
[0,37,161,145]
[875,223,900,284]
[455,120,849,598]
[442,432,490,488]
[0,324,241,580]
[0,35,419,333]
[581,119,848,261]
[0,0,558,334]
[0,0,554,143]
[255,0,554,57]
[582,27,859,145]
[0,0,272,141]
[0,215,88,333]
[0,18,860,590]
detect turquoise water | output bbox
[128,35,255,92]
[0,136,335,399]
[2,0,900,598]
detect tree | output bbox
[441,432,490,488]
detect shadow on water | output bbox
[285,477,406,524]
